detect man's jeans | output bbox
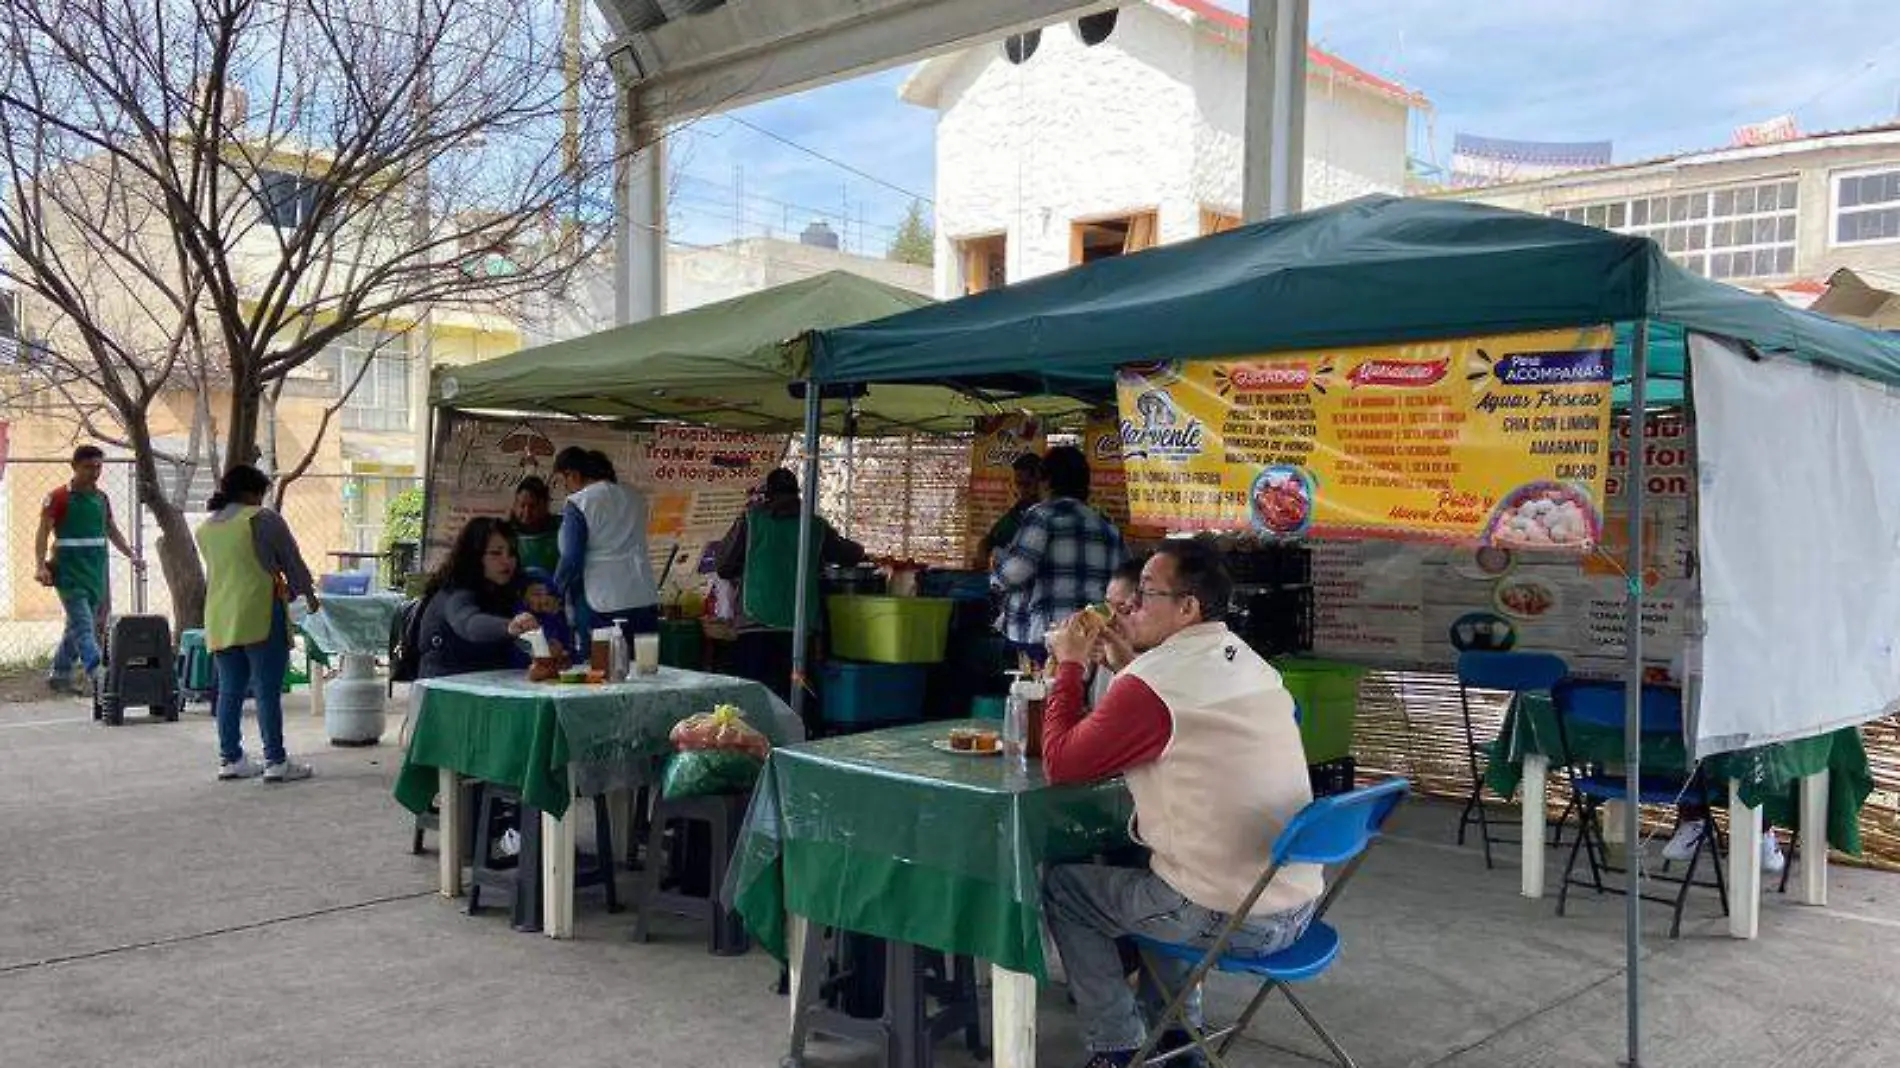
[50,592,102,679]
[1045,864,1316,1054]
[214,606,291,766]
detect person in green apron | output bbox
[713,468,865,704]
[511,475,562,574]
[34,445,141,693]
[197,465,320,783]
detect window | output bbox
[1070,211,1159,265]
[1834,168,1900,246]
[322,328,410,432]
[958,235,1007,295]
[257,168,333,231]
[1551,177,1799,280]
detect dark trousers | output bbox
[731,629,796,704]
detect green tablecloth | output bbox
[393,668,801,818]
[729,720,1135,980]
[1483,695,1874,854]
[301,592,406,657]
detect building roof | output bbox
[901,0,1429,110]
[1440,121,1900,196]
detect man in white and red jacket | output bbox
[1041,538,1319,1068]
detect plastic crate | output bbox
[826,596,954,664]
[1276,659,1364,765]
[821,661,930,726]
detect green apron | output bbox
[196,507,277,652]
[52,487,109,604]
[742,508,823,631]
[516,518,562,575]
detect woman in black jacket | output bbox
[416,517,539,679]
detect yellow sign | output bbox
[1114,327,1617,544]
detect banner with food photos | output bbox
[1310,412,1696,679]
[1113,327,1617,545]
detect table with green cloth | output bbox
[730,719,1135,1068]
[394,667,801,935]
[1479,692,1874,930]
[300,592,406,657]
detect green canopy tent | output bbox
[789,195,1900,1068]
[430,269,1090,435]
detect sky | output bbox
[663,1,1900,255]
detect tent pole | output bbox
[1622,320,1650,1068]
[789,384,823,725]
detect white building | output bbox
[1441,123,1900,297]
[900,0,1428,298]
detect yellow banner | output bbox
[1114,327,1617,544]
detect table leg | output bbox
[608,787,633,868]
[992,964,1038,1068]
[310,658,326,720]
[1520,753,1548,899]
[786,915,811,1032]
[1601,800,1629,869]
[1798,770,1829,906]
[1728,779,1762,939]
[437,769,463,898]
[543,805,577,939]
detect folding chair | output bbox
[1129,777,1410,1068]
[1551,680,1728,939]
[1455,651,1574,868]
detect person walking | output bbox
[196,465,320,783]
[34,444,142,694]
[415,516,539,679]
[552,446,659,641]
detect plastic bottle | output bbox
[1002,671,1030,765]
[608,621,631,681]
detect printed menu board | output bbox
[1115,327,1617,545]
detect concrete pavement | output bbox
[0,690,1893,1067]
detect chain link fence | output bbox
[0,458,417,670]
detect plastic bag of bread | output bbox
[668,703,771,761]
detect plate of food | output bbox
[935,728,1001,756]
[1249,465,1314,537]
[1494,577,1560,620]
[1482,482,1600,551]
[1449,611,1518,652]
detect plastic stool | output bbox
[785,926,987,1068]
[175,629,216,705]
[633,792,750,955]
[96,616,180,726]
[467,786,621,932]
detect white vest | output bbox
[1121,623,1324,918]
[568,481,657,613]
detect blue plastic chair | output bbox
[1130,778,1410,1068]
[1550,680,1728,938]
[1455,651,1571,869]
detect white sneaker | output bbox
[261,761,314,784]
[1661,822,1706,862]
[218,756,264,781]
[1761,830,1787,876]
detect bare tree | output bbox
[0,0,620,624]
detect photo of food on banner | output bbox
[1108,329,1695,681]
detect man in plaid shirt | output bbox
[993,445,1126,664]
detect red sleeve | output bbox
[41,486,67,523]
[1042,660,1171,784]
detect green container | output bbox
[1276,659,1364,765]
[659,618,703,670]
[826,596,955,664]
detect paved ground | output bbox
[1,689,1895,1068]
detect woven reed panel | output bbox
[792,435,974,566]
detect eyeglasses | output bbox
[1135,586,1193,607]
